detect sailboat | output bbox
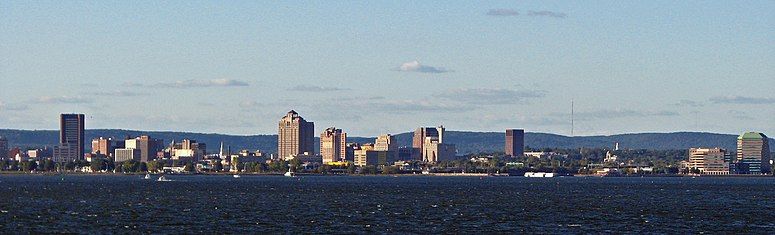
[143,174,151,180]
[284,167,295,177]
[157,174,172,182]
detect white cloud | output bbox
[435,88,545,105]
[487,9,519,16]
[36,96,92,104]
[287,85,349,92]
[396,60,449,73]
[527,11,567,18]
[709,96,775,104]
[124,79,249,88]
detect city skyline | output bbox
[1,1,773,137]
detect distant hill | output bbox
[0,129,771,155]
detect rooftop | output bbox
[738,132,767,140]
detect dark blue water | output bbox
[0,175,772,234]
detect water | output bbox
[0,175,773,234]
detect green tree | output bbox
[20,161,31,172]
[122,160,139,173]
[233,158,243,172]
[64,161,75,171]
[346,164,356,174]
[184,162,195,172]
[361,165,377,175]
[90,159,103,172]
[146,161,158,172]
[213,161,223,172]
[381,166,398,174]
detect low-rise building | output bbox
[688,147,729,175]
[114,148,140,163]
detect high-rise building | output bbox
[412,126,445,160]
[375,134,398,152]
[422,141,456,163]
[0,136,8,160]
[375,134,398,162]
[320,127,346,163]
[125,136,163,162]
[91,137,113,157]
[277,110,314,159]
[688,148,729,175]
[58,114,85,161]
[505,129,525,157]
[736,132,771,175]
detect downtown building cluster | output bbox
[1,110,769,176]
[685,132,771,175]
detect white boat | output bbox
[157,175,172,182]
[524,172,555,178]
[233,174,241,178]
[284,168,295,177]
[143,174,151,180]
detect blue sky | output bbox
[1,1,773,137]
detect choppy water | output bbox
[0,175,772,234]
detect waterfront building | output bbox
[688,148,729,175]
[345,143,360,162]
[397,147,412,161]
[412,126,444,160]
[286,152,322,163]
[114,148,140,162]
[53,143,80,162]
[412,126,454,162]
[91,137,113,157]
[171,139,206,161]
[58,113,85,161]
[736,132,771,175]
[320,127,346,163]
[422,141,456,163]
[374,134,398,162]
[505,129,525,157]
[277,110,315,160]
[27,148,52,160]
[0,136,7,160]
[353,143,396,167]
[125,136,163,162]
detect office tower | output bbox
[736,132,771,175]
[56,114,85,162]
[505,129,525,157]
[277,110,314,159]
[0,136,7,160]
[345,143,360,162]
[422,141,456,163]
[125,136,163,162]
[412,126,445,160]
[375,134,398,162]
[375,134,397,152]
[91,137,113,157]
[412,126,455,162]
[688,148,729,175]
[320,127,346,163]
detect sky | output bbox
[1,1,773,137]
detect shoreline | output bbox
[1,172,772,178]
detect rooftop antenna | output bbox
[571,99,574,137]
